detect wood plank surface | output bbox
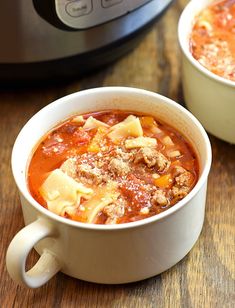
[0,0,234,307]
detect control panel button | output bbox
[65,0,92,18]
[55,0,153,29]
[101,0,123,8]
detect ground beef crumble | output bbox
[59,144,195,223]
[134,147,170,171]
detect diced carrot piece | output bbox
[87,127,108,153]
[140,116,162,134]
[154,174,172,188]
[140,116,155,127]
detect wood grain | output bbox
[0,1,234,307]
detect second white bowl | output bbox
[178,0,235,144]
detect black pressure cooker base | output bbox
[0,29,147,87]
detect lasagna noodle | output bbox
[78,183,120,223]
[39,169,93,216]
[108,115,143,143]
[125,136,157,149]
[83,116,110,129]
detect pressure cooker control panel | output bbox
[55,0,152,29]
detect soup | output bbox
[28,110,199,224]
[190,0,235,82]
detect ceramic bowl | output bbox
[178,0,235,144]
[6,87,212,288]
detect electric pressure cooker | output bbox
[0,0,173,83]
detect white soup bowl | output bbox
[7,87,212,288]
[178,0,235,144]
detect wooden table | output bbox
[1,1,234,307]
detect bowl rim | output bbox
[178,0,235,88]
[11,86,212,231]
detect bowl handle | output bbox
[6,218,62,288]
